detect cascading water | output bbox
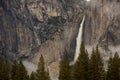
[70,16,85,65]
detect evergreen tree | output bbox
[106,52,120,80]
[46,69,50,80]
[11,60,29,80]
[88,46,104,80]
[2,60,11,80]
[11,60,20,80]
[18,61,29,80]
[59,50,71,80]
[36,55,46,80]
[0,57,11,80]
[72,42,89,80]
[30,72,36,80]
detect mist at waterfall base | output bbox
[70,16,85,65]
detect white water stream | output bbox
[70,16,85,65]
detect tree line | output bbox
[59,42,120,80]
[0,42,120,80]
[0,55,50,80]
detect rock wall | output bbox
[0,0,120,67]
[0,0,37,60]
[83,0,120,50]
[0,0,83,65]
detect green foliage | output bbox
[11,60,29,80]
[88,46,104,80]
[30,72,36,80]
[46,69,50,80]
[106,52,120,80]
[36,55,46,80]
[1,44,120,80]
[36,55,50,80]
[72,42,89,80]
[59,50,71,80]
[11,60,19,80]
[19,61,29,80]
[0,57,11,80]
[0,55,50,80]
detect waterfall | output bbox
[70,16,85,65]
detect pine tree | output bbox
[30,72,36,80]
[72,42,89,80]
[11,60,20,80]
[18,61,29,80]
[36,55,46,80]
[59,50,71,80]
[46,69,50,80]
[0,57,11,80]
[88,46,104,80]
[11,60,29,80]
[106,52,120,80]
[106,56,113,80]
[2,60,11,80]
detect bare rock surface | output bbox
[0,1,120,79]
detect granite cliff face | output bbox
[84,0,120,51]
[0,0,120,70]
[0,0,36,60]
[0,0,83,65]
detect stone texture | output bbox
[0,0,120,68]
[0,0,83,64]
[83,0,120,49]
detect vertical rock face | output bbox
[28,0,86,65]
[0,0,38,60]
[84,0,120,50]
[27,0,62,21]
[0,0,83,65]
[0,0,120,69]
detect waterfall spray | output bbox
[70,16,85,65]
